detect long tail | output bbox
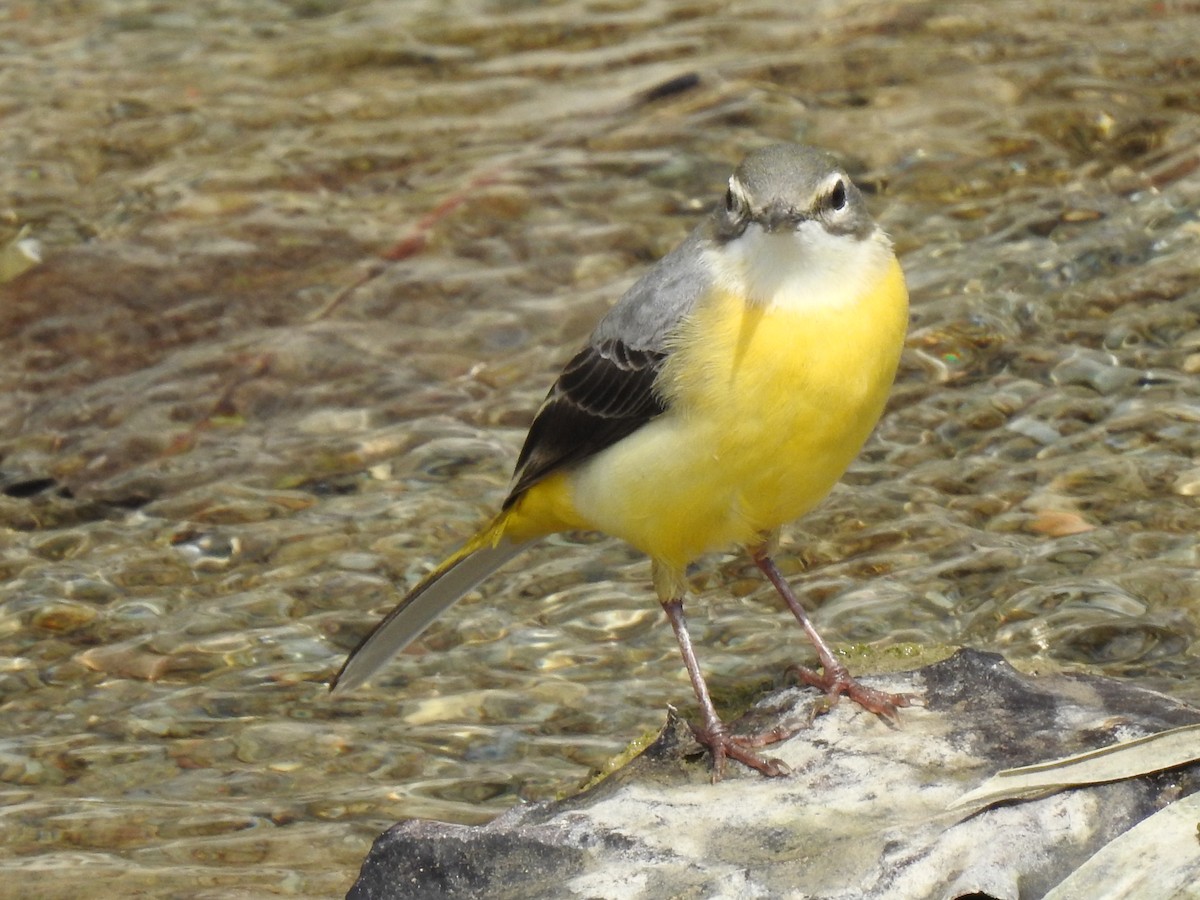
[330,520,530,694]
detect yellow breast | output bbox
[665,254,908,533]
[510,254,908,570]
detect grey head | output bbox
[713,144,875,243]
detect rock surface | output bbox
[346,650,1200,899]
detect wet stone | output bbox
[347,651,1200,900]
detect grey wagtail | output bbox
[331,144,911,779]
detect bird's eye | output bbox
[828,179,847,211]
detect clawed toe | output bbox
[787,662,914,721]
[689,721,792,781]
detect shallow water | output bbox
[2,0,1199,896]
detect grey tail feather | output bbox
[330,536,530,694]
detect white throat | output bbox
[707,221,892,312]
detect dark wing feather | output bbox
[504,339,667,506]
[502,227,714,505]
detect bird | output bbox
[331,143,911,779]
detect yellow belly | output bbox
[507,256,908,570]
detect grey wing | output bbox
[504,228,711,505]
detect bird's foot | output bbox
[688,719,795,782]
[788,662,913,723]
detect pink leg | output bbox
[661,598,795,780]
[752,550,911,720]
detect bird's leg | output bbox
[660,596,790,781]
[752,547,911,720]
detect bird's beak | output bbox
[760,205,807,234]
